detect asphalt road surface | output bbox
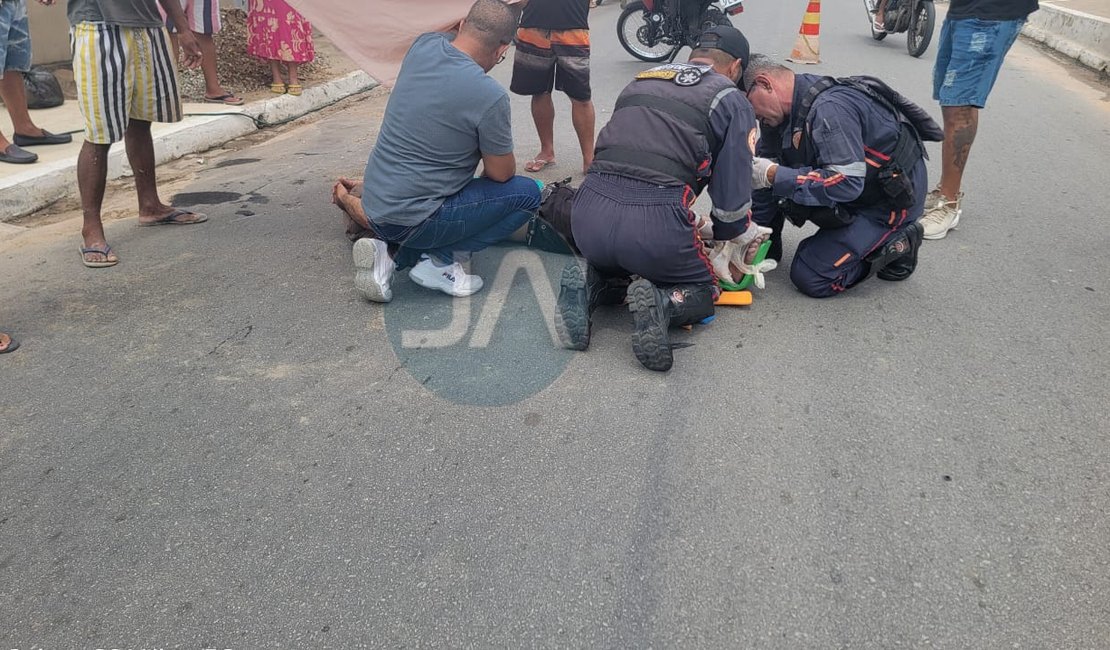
[2,0,1109,647]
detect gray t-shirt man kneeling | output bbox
[352,0,541,303]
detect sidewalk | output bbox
[1022,0,1110,73]
[0,70,377,223]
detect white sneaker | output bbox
[921,194,962,240]
[353,237,394,303]
[409,256,484,297]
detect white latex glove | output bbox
[696,215,714,241]
[709,225,778,289]
[751,157,775,190]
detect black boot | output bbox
[870,221,924,281]
[626,279,715,372]
[555,263,629,351]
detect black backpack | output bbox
[526,177,579,255]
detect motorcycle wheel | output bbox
[907,1,935,57]
[617,1,677,62]
[864,0,887,41]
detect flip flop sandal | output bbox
[286,84,303,96]
[80,243,119,268]
[0,333,18,354]
[524,158,556,173]
[138,208,208,226]
[204,93,245,106]
[270,82,286,94]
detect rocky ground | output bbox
[176,9,331,102]
[34,9,347,105]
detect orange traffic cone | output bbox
[787,0,821,64]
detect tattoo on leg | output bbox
[952,124,975,171]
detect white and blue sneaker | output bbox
[353,237,394,303]
[409,255,484,297]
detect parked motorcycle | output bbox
[617,0,744,63]
[864,0,935,57]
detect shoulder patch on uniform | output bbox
[636,63,712,86]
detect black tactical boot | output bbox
[626,279,715,372]
[870,221,924,281]
[555,263,629,351]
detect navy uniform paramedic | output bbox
[743,55,940,298]
[555,26,767,372]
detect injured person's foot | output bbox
[333,177,373,240]
[744,231,769,265]
[725,231,770,283]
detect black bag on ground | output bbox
[23,66,64,110]
[527,177,579,255]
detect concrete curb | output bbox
[0,70,378,223]
[1022,3,1110,73]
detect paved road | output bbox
[2,1,1109,647]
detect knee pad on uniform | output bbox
[663,283,717,326]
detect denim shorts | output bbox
[933,17,1025,108]
[0,0,32,77]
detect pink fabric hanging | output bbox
[283,0,523,87]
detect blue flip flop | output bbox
[80,243,119,268]
[138,208,208,226]
[0,332,19,354]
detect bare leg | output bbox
[288,62,300,86]
[77,140,118,263]
[570,98,595,174]
[938,105,978,201]
[875,0,888,28]
[124,119,171,220]
[0,72,45,138]
[270,60,284,85]
[527,93,556,169]
[195,32,235,99]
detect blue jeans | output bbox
[933,17,1025,108]
[373,176,541,269]
[0,0,31,75]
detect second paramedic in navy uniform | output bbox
[742,55,938,298]
[553,27,767,372]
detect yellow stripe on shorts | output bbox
[70,22,183,145]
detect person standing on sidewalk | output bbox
[510,0,595,175]
[0,0,72,165]
[68,0,208,268]
[246,0,314,96]
[921,0,1038,239]
[163,0,243,105]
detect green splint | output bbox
[717,239,772,292]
